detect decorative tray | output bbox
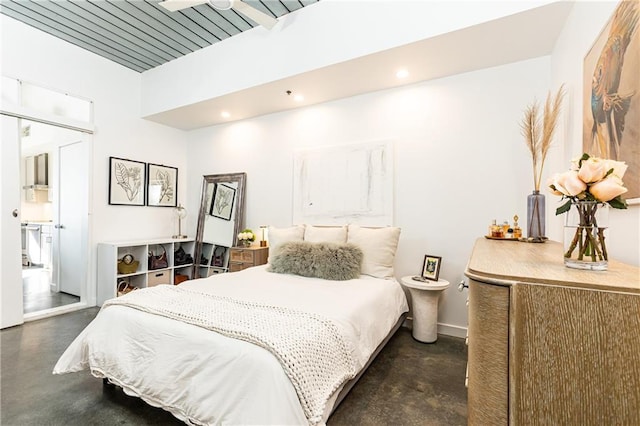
[484,235,549,243]
[484,235,519,241]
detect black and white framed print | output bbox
[209,183,236,220]
[421,255,442,281]
[147,163,177,207]
[109,157,145,206]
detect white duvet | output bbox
[53,265,408,425]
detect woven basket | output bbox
[117,259,139,274]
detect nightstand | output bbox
[400,276,450,343]
[228,246,269,272]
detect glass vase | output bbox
[240,240,252,248]
[527,190,546,242]
[563,201,609,271]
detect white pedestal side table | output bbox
[401,276,450,343]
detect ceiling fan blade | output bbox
[232,0,278,30]
[159,0,209,12]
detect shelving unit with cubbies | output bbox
[97,238,195,305]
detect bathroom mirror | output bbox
[193,172,246,279]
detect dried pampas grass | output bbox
[521,85,565,191]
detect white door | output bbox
[57,141,88,297]
[1,116,24,328]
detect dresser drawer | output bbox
[468,278,509,425]
[228,247,269,272]
[230,249,254,263]
[229,262,249,272]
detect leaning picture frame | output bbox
[421,255,442,281]
[147,163,178,207]
[209,183,236,221]
[108,157,146,206]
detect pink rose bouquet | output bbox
[548,153,628,213]
[548,153,627,267]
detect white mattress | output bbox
[54,265,408,425]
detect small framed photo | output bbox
[209,183,236,220]
[147,163,177,207]
[109,157,146,206]
[421,255,442,281]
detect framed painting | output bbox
[583,0,640,204]
[209,183,236,221]
[147,163,177,207]
[108,157,145,206]
[421,255,442,281]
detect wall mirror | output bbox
[193,172,246,279]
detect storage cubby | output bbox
[199,242,230,276]
[98,238,195,305]
[200,243,214,266]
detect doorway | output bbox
[19,120,91,318]
[1,77,94,328]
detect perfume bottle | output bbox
[490,219,504,238]
[512,215,522,239]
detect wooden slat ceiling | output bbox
[0,0,319,72]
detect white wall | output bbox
[187,56,552,335]
[1,15,189,305]
[549,1,640,266]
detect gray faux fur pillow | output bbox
[267,241,363,281]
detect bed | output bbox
[53,225,408,425]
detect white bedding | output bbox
[53,265,408,425]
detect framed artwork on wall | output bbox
[421,255,442,281]
[147,163,177,207]
[583,0,640,204]
[209,183,236,220]
[108,157,145,206]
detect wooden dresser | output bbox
[228,246,268,272]
[465,238,639,425]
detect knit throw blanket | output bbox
[103,285,357,425]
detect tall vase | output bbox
[563,201,609,270]
[526,190,546,242]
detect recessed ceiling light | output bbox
[294,94,304,102]
[221,111,231,119]
[210,0,233,10]
[396,69,409,79]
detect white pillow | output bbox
[303,225,347,244]
[267,225,305,262]
[347,224,401,279]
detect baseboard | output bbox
[404,317,468,339]
[437,322,468,339]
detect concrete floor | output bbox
[22,267,79,314]
[1,308,467,425]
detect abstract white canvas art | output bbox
[293,141,393,226]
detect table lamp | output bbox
[172,204,188,239]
